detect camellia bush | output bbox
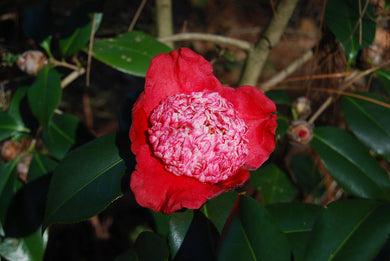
[1,0,390,260]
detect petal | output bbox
[129,92,149,155]
[220,86,277,169]
[130,146,251,214]
[142,48,223,117]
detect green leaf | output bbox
[27,67,62,129]
[150,210,169,238]
[168,209,193,259]
[8,87,29,127]
[0,228,47,261]
[202,191,238,233]
[42,113,81,159]
[325,0,376,63]
[0,113,28,142]
[250,164,298,205]
[27,153,57,182]
[311,127,390,199]
[22,2,52,44]
[375,70,390,96]
[60,12,103,57]
[290,154,325,201]
[276,113,289,140]
[0,160,18,226]
[133,232,169,261]
[265,90,291,105]
[43,133,125,227]
[91,31,171,77]
[217,195,291,261]
[342,93,390,159]
[304,199,389,261]
[266,203,323,261]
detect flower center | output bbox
[148,91,249,184]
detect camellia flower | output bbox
[129,48,277,214]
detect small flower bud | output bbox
[16,50,47,75]
[287,120,313,145]
[293,97,311,120]
[1,140,24,161]
[17,153,33,183]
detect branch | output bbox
[260,49,313,90]
[158,33,253,51]
[239,0,299,86]
[156,0,174,48]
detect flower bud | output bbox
[16,50,47,75]
[1,140,24,161]
[293,97,311,120]
[287,120,313,145]
[17,153,33,183]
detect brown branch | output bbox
[128,0,147,32]
[260,49,314,90]
[239,0,299,86]
[156,0,174,48]
[158,33,253,51]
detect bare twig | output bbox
[239,0,299,86]
[156,0,174,48]
[61,68,86,89]
[260,49,313,90]
[158,33,253,51]
[128,0,147,32]
[86,13,98,87]
[51,60,80,71]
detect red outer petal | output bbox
[220,86,277,169]
[130,146,250,214]
[142,48,223,117]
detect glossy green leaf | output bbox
[202,191,238,233]
[43,133,125,227]
[132,232,169,261]
[311,127,390,199]
[375,70,390,96]
[150,210,169,238]
[91,31,171,77]
[0,113,28,142]
[290,154,324,201]
[42,113,81,159]
[8,87,28,127]
[27,67,62,129]
[168,209,193,259]
[60,12,102,57]
[267,203,323,261]
[22,2,52,43]
[342,93,390,159]
[27,153,57,182]
[265,90,291,105]
[276,113,289,139]
[217,195,291,261]
[250,164,298,205]
[325,0,376,63]
[304,199,389,261]
[0,160,18,226]
[0,228,47,261]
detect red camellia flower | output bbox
[129,48,277,214]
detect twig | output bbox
[269,85,390,109]
[156,0,174,48]
[51,60,80,71]
[260,49,313,90]
[86,13,98,87]
[61,68,86,89]
[158,33,253,51]
[239,0,299,86]
[128,0,147,32]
